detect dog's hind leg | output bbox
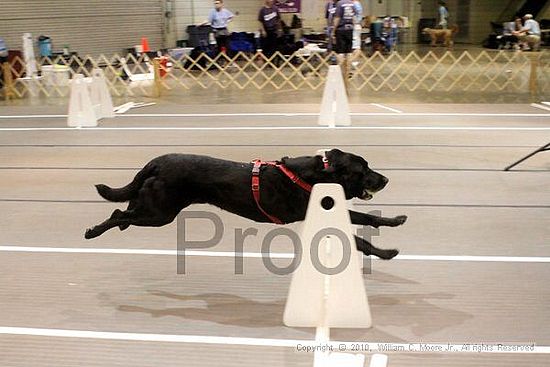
[85,206,180,239]
[354,235,398,260]
[118,199,137,231]
[85,209,130,239]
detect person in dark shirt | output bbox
[258,0,282,59]
[0,38,8,90]
[325,0,338,51]
[331,0,356,84]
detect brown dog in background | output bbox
[422,25,459,48]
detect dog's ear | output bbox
[325,149,367,174]
[324,148,348,174]
[325,148,345,165]
[327,148,344,158]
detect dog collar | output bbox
[322,156,330,169]
[319,150,330,169]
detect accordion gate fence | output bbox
[1,50,548,100]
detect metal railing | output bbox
[1,50,548,100]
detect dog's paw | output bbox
[84,228,99,239]
[389,215,408,226]
[379,249,399,260]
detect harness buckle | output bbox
[252,160,262,175]
[322,156,330,169]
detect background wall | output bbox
[174,0,417,41]
[467,0,503,44]
[172,0,514,45]
[0,0,164,56]
[1,0,544,55]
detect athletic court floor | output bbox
[0,102,549,366]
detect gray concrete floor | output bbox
[0,102,549,366]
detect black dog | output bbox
[85,149,406,259]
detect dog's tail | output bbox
[451,24,459,34]
[95,163,157,202]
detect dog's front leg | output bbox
[354,235,398,259]
[349,210,407,228]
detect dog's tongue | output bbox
[362,190,373,200]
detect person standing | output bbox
[325,0,338,51]
[0,38,8,91]
[258,0,282,59]
[202,0,234,54]
[331,0,356,84]
[438,1,449,29]
[351,0,363,63]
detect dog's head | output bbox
[323,149,388,200]
[422,28,431,34]
[281,149,389,200]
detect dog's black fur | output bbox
[85,149,407,259]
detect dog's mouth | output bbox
[360,189,375,200]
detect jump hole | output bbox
[320,196,335,210]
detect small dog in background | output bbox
[422,25,459,48]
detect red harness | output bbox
[251,157,329,224]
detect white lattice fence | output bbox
[1,50,548,99]
[349,51,537,92]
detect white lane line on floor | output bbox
[1,126,550,132]
[0,112,549,119]
[1,246,549,263]
[0,115,66,119]
[530,103,550,112]
[0,327,549,354]
[370,104,403,113]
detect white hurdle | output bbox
[318,65,352,127]
[89,69,115,120]
[67,68,114,127]
[284,183,379,367]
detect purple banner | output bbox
[276,0,300,13]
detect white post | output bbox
[318,65,351,127]
[67,74,97,127]
[90,68,115,120]
[22,33,38,78]
[284,184,371,367]
[284,183,371,328]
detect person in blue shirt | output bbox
[0,37,7,63]
[351,1,363,60]
[202,0,235,53]
[513,14,541,51]
[438,1,449,29]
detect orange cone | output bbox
[141,37,150,53]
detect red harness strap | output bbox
[251,160,314,224]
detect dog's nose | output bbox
[382,176,389,185]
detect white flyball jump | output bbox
[67,69,114,127]
[283,183,371,328]
[90,69,115,120]
[318,65,352,127]
[284,183,376,367]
